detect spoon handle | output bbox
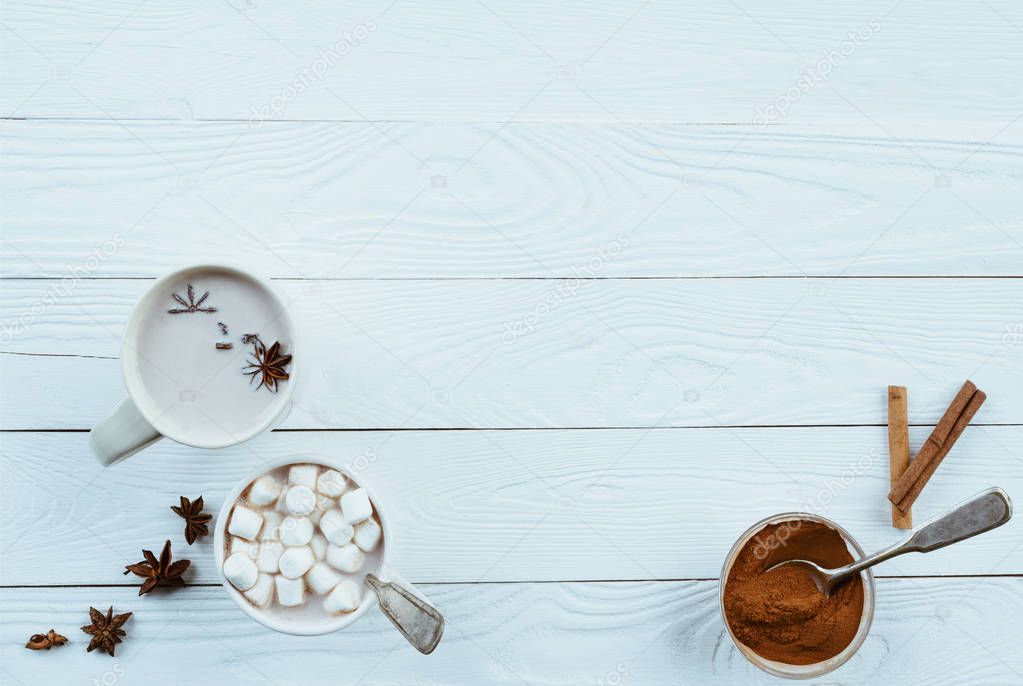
[903,487,1012,553]
[837,488,1013,583]
[366,573,444,654]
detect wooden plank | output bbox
[2,120,1021,278]
[1,428,1021,585]
[1,278,1022,429]
[2,580,1021,685]
[3,1,1022,131]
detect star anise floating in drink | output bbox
[167,283,216,314]
[171,495,213,545]
[243,336,292,392]
[123,540,191,595]
[25,629,68,650]
[81,607,132,657]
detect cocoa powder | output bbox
[723,520,865,666]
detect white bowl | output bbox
[121,263,299,450]
[214,454,390,636]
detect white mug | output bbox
[214,455,444,652]
[89,264,298,465]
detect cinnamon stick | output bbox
[888,380,985,512]
[887,386,912,528]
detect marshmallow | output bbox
[340,488,372,524]
[326,543,365,573]
[354,518,382,552]
[275,487,291,513]
[248,474,282,506]
[275,575,305,607]
[244,573,274,608]
[279,516,314,546]
[256,541,284,574]
[228,505,264,541]
[279,546,316,579]
[317,469,347,497]
[319,509,354,546]
[310,533,328,561]
[289,464,320,489]
[309,494,334,525]
[324,579,361,613]
[223,552,259,591]
[230,536,258,560]
[306,562,342,595]
[285,485,317,516]
[260,510,284,541]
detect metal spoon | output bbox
[767,488,1012,597]
[366,573,445,654]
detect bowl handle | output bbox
[89,397,162,465]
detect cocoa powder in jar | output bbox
[723,520,865,666]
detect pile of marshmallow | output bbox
[222,464,382,615]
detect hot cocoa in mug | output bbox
[90,264,298,464]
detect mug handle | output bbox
[89,397,163,466]
[366,571,444,654]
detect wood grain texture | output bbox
[2,278,1021,429]
[2,428,1021,585]
[2,120,1022,278]
[3,0,1023,132]
[4,0,1022,681]
[2,580,1022,685]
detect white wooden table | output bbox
[2,1,1023,683]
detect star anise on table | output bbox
[81,607,132,657]
[243,337,292,392]
[123,539,191,595]
[167,283,216,314]
[25,629,68,650]
[171,495,212,545]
